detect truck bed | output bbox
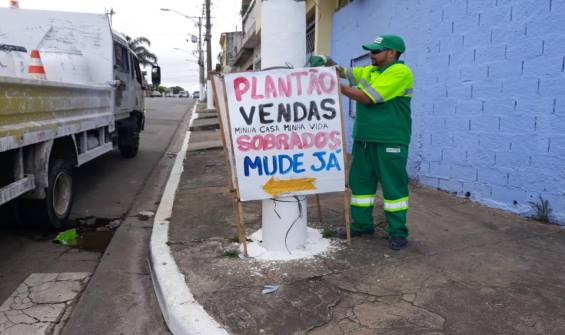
[0,76,114,153]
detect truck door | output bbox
[113,41,136,119]
[130,54,144,113]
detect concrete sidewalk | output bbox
[155,104,565,334]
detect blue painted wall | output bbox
[332,0,565,223]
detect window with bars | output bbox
[306,15,316,57]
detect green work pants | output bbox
[349,141,409,238]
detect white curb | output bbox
[149,103,229,335]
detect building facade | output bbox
[332,0,565,223]
[232,0,261,71]
[219,31,243,72]
[230,0,344,71]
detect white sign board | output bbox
[224,67,345,201]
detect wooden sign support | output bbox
[210,72,249,256]
[337,72,352,247]
[210,66,354,255]
[315,194,323,225]
[343,187,352,247]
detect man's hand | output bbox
[325,57,337,66]
[340,84,373,105]
[308,55,345,80]
[336,66,345,78]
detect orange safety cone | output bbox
[9,0,19,8]
[28,50,47,80]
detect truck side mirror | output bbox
[151,65,161,87]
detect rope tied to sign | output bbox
[271,195,306,255]
[260,63,294,71]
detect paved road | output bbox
[0,98,193,333]
[71,98,192,219]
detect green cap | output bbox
[362,35,406,53]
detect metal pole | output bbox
[159,8,206,99]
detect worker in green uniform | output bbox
[311,35,413,250]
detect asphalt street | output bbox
[0,97,193,334]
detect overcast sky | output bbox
[16,0,242,92]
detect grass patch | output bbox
[228,235,240,243]
[529,195,552,223]
[223,250,239,258]
[322,228,337,238]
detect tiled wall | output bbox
[332,0,565,223]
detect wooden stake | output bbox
[315,194,323,224]
[233,198,248,257]
[210,73,237,192]
[211,73,250,256]
[335,67,352,247]
[344,187,352,247]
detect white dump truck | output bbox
[0,8,160,228]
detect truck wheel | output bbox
[118,120,140,158]
[46,159,74,228]
[19,159,74,229]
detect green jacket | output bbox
[345,61,414,144]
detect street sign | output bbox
[224,67,345,201]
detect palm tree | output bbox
[126,36,158,66]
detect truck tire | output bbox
[118,119,140,158]
[19,159,74,229]
[46,159,74,228]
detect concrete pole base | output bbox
[206,80,215,110]
[199,84,205,102]
[261,196,308,253]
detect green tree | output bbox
[126,36,158,66]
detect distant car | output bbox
[150,91,162,97]
[192,91,200,99]
[179,91,190,98]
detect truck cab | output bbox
[112,32,147,158]
[112,33,144,119]
[0,8,158,228]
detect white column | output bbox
[261,0,306,69]
[199,84,205,102]
[206,79,215,110]
[260,0,308,252]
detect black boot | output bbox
[389,236,408,250]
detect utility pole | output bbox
[260,0,307,252]
[205,0,214,108]
[205,0,212,74]
[160,8,206,100]
[197,16,205,98]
